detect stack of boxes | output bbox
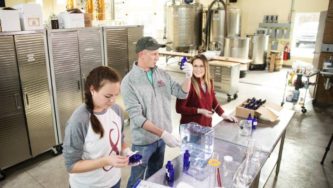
[58,10,85,29]
[14,4,43,31]
[0,7,21,31]
[0,4,43,32]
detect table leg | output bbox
[276,130,286,176]
[320,133,333,165]
[250,170,261,188]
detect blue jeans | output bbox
[112,180,121,188]
[126,139,165,188]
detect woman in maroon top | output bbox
[176,54,238,127]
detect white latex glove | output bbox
[161,130,181,147]
[182,62,193,78]
[221,114,238,123]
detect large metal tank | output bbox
[209,8,225,50]
[224,37,250,59]
[166,2,203,52]
[208,6,240,50]
[227,6,241,37]
[251,34,269,65]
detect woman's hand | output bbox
[104,155,129,168]
[197,108,213,118]
[221,114,238,123]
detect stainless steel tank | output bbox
[224,37,250,59]
[209,8,225,50]
[166,2,203,52]
[251,34,269,65]
[227,6,241,37]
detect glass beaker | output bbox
[239,120,252,136]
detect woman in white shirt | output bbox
[63,66,134,188]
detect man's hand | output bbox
[161,130,181,147]
[182,63,193,78]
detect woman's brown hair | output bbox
[84,66,120,138]
[190,54,212,98]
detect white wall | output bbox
[200,0,329,37]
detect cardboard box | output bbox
[0,8,21,31]
[58,11,84,29]
[236,100,283,122]
[14,4,43,30]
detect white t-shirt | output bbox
[69,107,122,188]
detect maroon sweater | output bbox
[176,79,224,127]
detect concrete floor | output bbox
[0,65,332,188]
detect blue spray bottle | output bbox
[183,150,190,172]
[180,56,187,70]
[252,116,258,130]
[247,113,253,124]
[165,161,174,186]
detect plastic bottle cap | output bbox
[208,159,221,167]
[224,155,233,162]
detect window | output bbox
[291,13,320,58]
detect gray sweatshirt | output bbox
[121,62,188,145]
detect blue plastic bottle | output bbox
[165,161,174,186]
[183,150,190,172]
[180,56,187,70]
[252,116,258,130]
[247,113,253,124]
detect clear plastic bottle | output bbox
[222,155,233,187]
[208,153,222,188]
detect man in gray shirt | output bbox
[121,36,193,188]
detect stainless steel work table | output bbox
[146,108,295,187]
[214,108,295,177]
[147,139,269,187]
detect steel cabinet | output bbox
[104,25,143,78]
[47,28,104,142]
[0,31,55,171]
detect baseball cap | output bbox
[135,36,165,53]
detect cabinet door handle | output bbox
[25,92,29,107]
[82,77,86,87]
[77,80,81,90]
[14,93,22,110]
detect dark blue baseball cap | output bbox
[135,36,165,53]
